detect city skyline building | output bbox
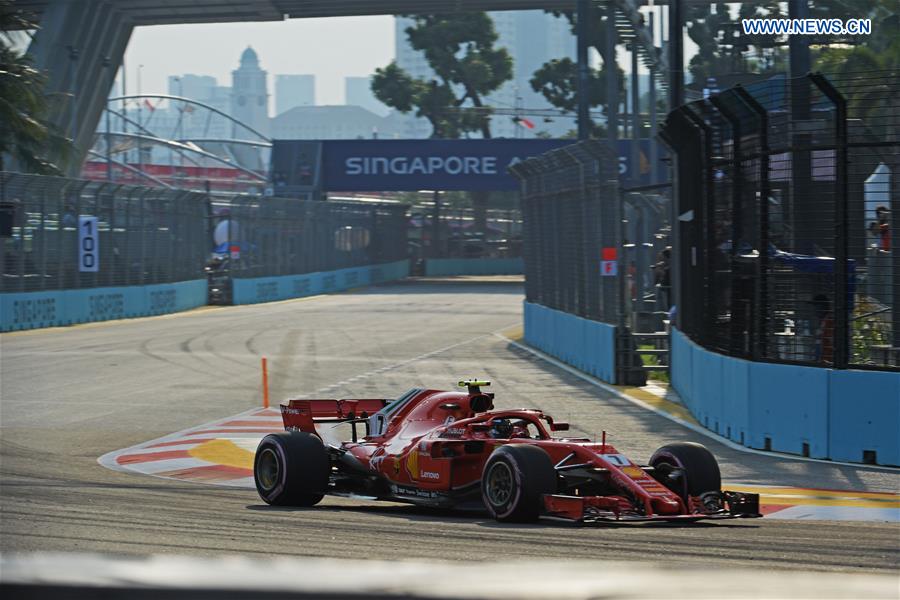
[270,105,401,140]
[275,74,316,116]
[231,46,269,138]
[344,76,389,117]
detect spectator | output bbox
[874,206,890,252]
[653,247,671,309]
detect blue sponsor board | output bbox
[272,139,659,193]
[322,139,570,191]
[0,280,207,332]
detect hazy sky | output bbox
[122,16,395,107]
[121,10,691,112]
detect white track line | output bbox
[496,332,900,473]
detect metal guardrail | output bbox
[660,71,898,370]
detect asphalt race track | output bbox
[2,279,898,575]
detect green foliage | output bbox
[530,8,623,134]
[851,298,892,365]
[686,2,787,84]
[371,13,512,139]
[0,1,68,174]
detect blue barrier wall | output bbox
[425,258,523,277]
[0,279,207,332]
[671,328,899,466]
[523,301,616,384]
[231,260,409,305]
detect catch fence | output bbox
[0,173,208,293]
[0,173,408,301]
[218,196,407,281]
[660,71,898,370]
[511,141,622,325]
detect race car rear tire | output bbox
[481,444,556,523]
[649,442,721,501]
[254,431,330,506]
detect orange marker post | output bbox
[261,357,270,409]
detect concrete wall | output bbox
[425,258,523,277]
[524,301,617,384]
[231,260,409,305]
[671,329,900,466]
[0,280,207,332]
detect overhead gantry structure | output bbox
[11,0,696,177]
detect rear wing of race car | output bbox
[280,398,389,440]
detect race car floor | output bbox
[2,278,899,574]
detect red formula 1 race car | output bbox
[254,381,762,523]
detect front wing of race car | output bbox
[543,490,763,523]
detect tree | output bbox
[372,14,513,245]
[0,1,69,174]
[372,14,512,139]
[685,2,789,85]
[529,7,624,137]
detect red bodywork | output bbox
[279,387,757,522]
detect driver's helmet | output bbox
[490,418,513,439]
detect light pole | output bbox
[103,56,112,181]
[67,45,79,145]
[137,64,144,179]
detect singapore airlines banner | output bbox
[270,139,654,193]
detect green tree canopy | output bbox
[528,7,624,137]
[0,1,69,173]
[371,13,512,139]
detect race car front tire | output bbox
[481,444,556,523]
[254,431,330,506]
[649,442,721,501]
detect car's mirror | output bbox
[550,422,570,431]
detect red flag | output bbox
[519,117,535,129]
[144,99,155,112]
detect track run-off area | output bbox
[1,278,898,574]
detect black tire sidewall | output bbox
[254,438,290,503]
[254,431,330,506]
[650,442,721,498]
[482,444,555,522]
[483,454,525,520]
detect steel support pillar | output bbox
[648,12,659,185]
[605,3,618,148]
[630,43,640,187]
[26,1,132,177]
[576,0,591,140]
[667,0,683,110]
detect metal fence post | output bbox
[709,94,747,355]
[809,73,849,369]
[734,85,770,361]
[678,107,715,347]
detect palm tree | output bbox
[0,1,70,174]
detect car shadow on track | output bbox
[245,503,757,530]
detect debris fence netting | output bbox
[511,141,623,325]
[221,195,407,280]
[0,173,408,294]
[661,70,898,370]
[0,174,208,292]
